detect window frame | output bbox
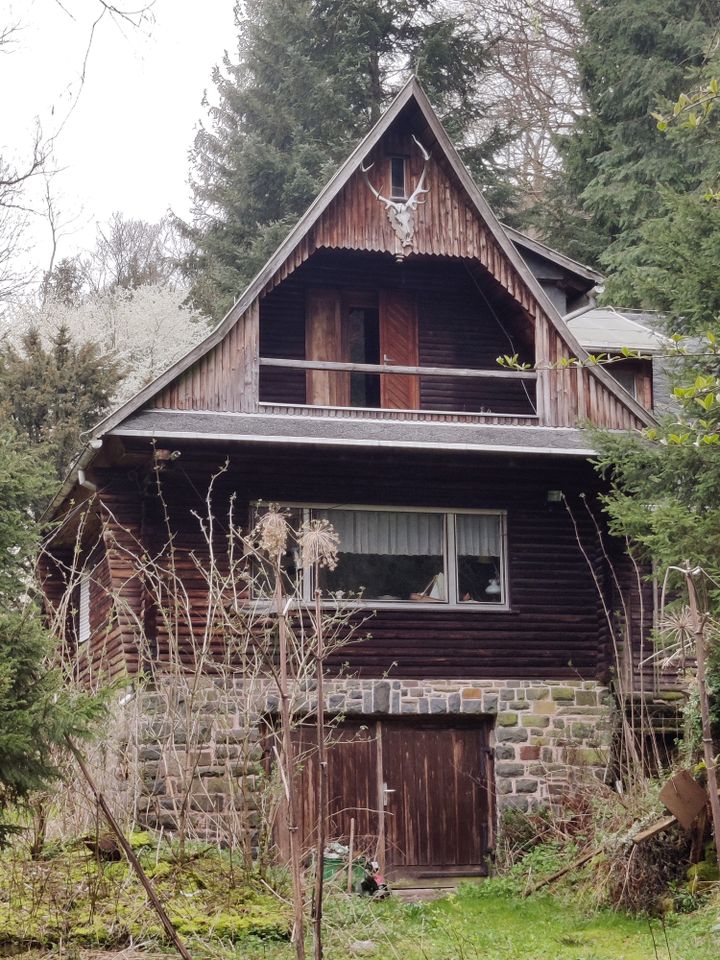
[251,502,509,611]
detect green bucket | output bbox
[322,855,365,886]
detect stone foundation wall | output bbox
[132,677,613,842]
[320,678,614,813]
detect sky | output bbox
[1,0,238,277]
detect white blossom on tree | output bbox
[7,283,207,402]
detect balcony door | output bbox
[306,288,350,406]
[379,289,420,409]
[305,287,419,410]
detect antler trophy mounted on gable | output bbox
[361,135,430,260]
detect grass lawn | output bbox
[273,882,718,960]
[311,883,717,960]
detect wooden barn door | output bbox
[380,719,493,876]
[379,289,420,409]
[279,717,493,878]
[282,720,381,862]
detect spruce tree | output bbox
[532,0,718,270]
[0,429,106,844]
[183,0,512,320]
[0,326,119,479]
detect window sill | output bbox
[246,599,513,614]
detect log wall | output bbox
[78,450,619,682]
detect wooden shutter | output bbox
[379,289,419,409]
[306,288,349,406]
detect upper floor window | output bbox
[390,156,406,200]
[252,504,507,608]
[609,363,637,399]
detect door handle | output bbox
[383,354,397,365]
[382,782,396,806]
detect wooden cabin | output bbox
[42,80,668,878]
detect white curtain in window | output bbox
[456,514,501,557]
[317,509,443,556]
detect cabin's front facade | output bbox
[43,82,667,878]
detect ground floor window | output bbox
[253,504,507,608]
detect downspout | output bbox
[43,438,105,522]
[77,468,96,492]
[77,438,103,492]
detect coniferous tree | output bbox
[531,0,718,271]
[183,0,514,320]
[0,429,105,845]
[0,326,119,479]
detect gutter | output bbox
[44,438,103,520]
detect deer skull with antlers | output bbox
[361,135,430,255]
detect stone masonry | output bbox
[131,676,613,843]
[319,677,614,813]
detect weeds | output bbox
[0,833,290,948]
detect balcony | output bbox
[258,356,539,425]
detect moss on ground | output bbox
[0,833,289,948]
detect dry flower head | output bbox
[298,518,339,570]
[255,507,289,557]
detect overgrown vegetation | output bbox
[0,428,105,845]
[496,779,709,915]
[0,833,290,947]
[0,829,717,959]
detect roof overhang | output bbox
[109,409,604,458]
[504,225,604,288]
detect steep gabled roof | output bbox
[86,77,652,441]
[504,226,604,289]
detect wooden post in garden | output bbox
[313,588,328,960]
[276,579,306,960]
[66,737,193,960]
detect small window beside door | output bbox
[77,574,91,645]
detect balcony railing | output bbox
[258,356,538,424]
[259,357,537,383]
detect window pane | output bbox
[317,509,446,602]
[390,156,406,199]
[610,364,637,398]
[455,514,503,604]
[346,307,380,408]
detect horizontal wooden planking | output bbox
[78,448,628,682]
[418,291,535,415]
